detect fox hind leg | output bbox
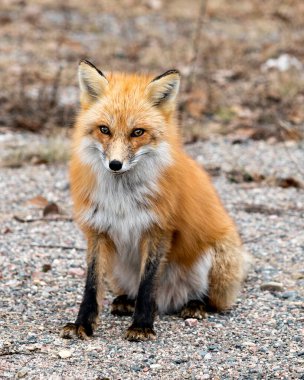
[180,299,207,319]
[207,239,249,312]
[180,239,249,318]
[111,295,135,316]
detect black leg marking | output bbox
[124,256,160,341]
[180,299,207,320]
[61,258,99,340]
[111,295,135,316]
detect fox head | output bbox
[75,60,180,175]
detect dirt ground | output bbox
[0,132,303,379]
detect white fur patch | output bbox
[156,251,213,314]
[112,248,142,298]
[77,136,172,295]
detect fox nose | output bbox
[109,160,123,171]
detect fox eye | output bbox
[131,128,145,137]
[99,125,110,135]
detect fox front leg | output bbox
[124,236,167,342]
[60,237,102,340]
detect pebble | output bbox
[199,351,208,358]
[293,272,304,280]
[185,318,198,327]
[27,335,37,343]
[146,0,163,10]
[280,291,298,300]
[131,365,141,372]
[260,282,284,292]
[208,345,219,351]
[68,267,85,277]
[150,364,162,370]
[17,368,28,378]
[58,349,72,359]
[204,353,212,360]
[242,341,256,347]
[174,358,188,364]
[55,180,70,191]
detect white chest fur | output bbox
[82,172,157,254]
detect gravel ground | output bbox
[0,133,303,379]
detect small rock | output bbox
[185,318,198,327]
[146,0,162,10]
[261,54,303,72]
[204,353,212,360]
[32,271,43,283]
[43,202,60,217]
[260,282,284,292]
[68,267,85,277]
[242,341,256,347]
[294,273,304,280]
[27,335,37,343]
[58,349,72,359]
[42,264,52,273]
[55,181,70,191]
[242,341,257,352]
[199,350,208,358]
[174,358,188,364]
[17,368,28,378]
[150,364,162,370]
[280,291,298,300]
[208,345,219,351]
[28,345,38,351]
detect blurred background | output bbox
[1,0,304,162]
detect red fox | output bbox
[60,60,250,342]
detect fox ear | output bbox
[78,59,108,106]
[147,70,180,108]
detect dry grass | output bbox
[2,134,70,168]
[2,66,74,133]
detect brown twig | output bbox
[242,235,268,245]
[0,350,48,357]
[13,215,73,223]
[186,0,208,93]
[49,65,63,112]
[30,243,85,251]
[242,228,303,245]
[229,203,304,215]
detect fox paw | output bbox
[124,325,156,342]
[60,322,93,340]
[180,300,207,320]
[111,295,135,316]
